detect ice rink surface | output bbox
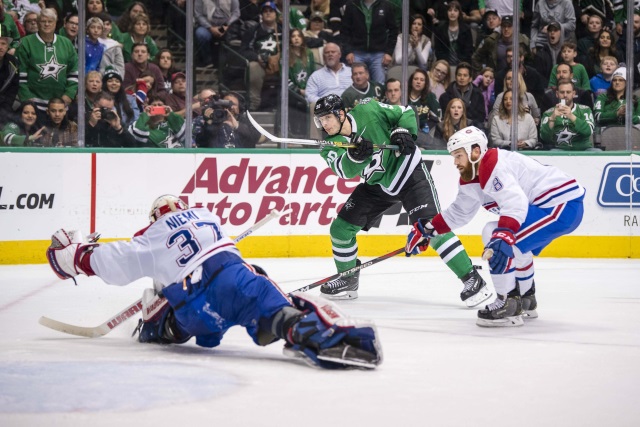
[1,256,639,427]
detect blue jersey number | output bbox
[168,221,223,266]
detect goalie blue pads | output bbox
[285,292,383,369]
[136,289,192,345]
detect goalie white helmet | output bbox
[149,195,189,223]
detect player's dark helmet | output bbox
[313,94,345,128]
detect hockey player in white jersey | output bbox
[405,127,585,327]
[46,195,382,369]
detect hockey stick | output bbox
[38,209,289,338]
[247,112,399,150]
[289,247,406,295]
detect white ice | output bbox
[1,257,639,427]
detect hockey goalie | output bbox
[45,195,382,369]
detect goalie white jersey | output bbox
[90,208,239,287]
[437,149,585,232]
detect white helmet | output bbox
[149,195,189,222]
[447,126,489,179]
[447,126,488,157]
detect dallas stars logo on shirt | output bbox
[294,69,308,84]
[259,37,278,55]
[555,126,578,147]
[37,56,67,81]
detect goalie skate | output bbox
[476,290,524,327]
[460,268,493,308]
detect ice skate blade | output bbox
[320,290,359,300]
[523,309,538,319]
[476,315,524,327]
[463,287,493,308]
[317,354,377,369]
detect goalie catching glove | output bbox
[46,229,99,281]
[405,218,438,256]
[280,292,382,369]
[347,134,373,163]
[390,127,416,157]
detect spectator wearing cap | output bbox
[593,67,640,128]
[194,0,240,68]
[123,42,166,96]
[161,71,193,117]
[303,11,333,51]
[85,17,105,73]
[472,15,531,76]
[340,0,397,85]
[98,12,125,79]
[476,8,501,46]
[531,0,576,51]
[102,66,136,126]
[0,23,18,124]
[0,2,20,55]
[532,20,564,80]
[240,1,282,111]
[479,1,520,23]
[304,0,330,22]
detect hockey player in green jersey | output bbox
[314,94,491,306]
[540,79,596,151]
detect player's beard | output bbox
[459,160,475,182]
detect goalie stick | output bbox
[38,208,289,338]
[247,112,399,150]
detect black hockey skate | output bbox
[521,282,538,319]
[476,287,524,327]
[321,260,360,300]
[460,267,493,307]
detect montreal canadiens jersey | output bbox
[435,148,585,233]
[90,208,238,287]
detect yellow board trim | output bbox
[2,235,638,264]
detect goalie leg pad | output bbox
[138,289,192,344]
[285,292,383,369]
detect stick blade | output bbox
[39,316,111,338]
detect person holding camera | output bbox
[195,0,240,68]
[86,91,137,148]
[129,96,186,148]
[196,92,261,148]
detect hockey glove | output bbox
[405,219,437,256]
[347,135,373,163]
[46,229,98,280]
[484,228,516,274]
[390,127,416,157]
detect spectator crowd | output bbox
[1,0,640,151]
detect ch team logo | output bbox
[597,163,640,207]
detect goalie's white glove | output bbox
[46,229,99,280]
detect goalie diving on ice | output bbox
[45,195,382,369]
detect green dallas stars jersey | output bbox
[320,99,421,196]
[540,103,595,151]
[16,34,79,109]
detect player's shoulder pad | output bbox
[478,148,499,189]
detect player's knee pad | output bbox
[329,216,360,243]
[138,295,192,345]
